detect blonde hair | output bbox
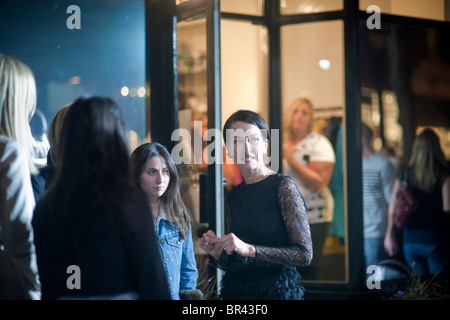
[48,104,71,166]
[0,55,37,174]
[409,128,448,193]
[282,97,314,142]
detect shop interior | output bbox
[1,0,449,299]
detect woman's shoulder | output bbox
[306,131,329,142]
[120,188,154,230]
[123,187,151,211]
[278,174,298,190]
[0,135,25,164]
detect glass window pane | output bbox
[280,0,343,15]
[221,19,268,187]
[0,0,146,151]
[177,19,207,228]
[360,0,446,21]
[281,20,346,282]
[360,19,450,169]
[221,20,268,129]
[221,0,264,16]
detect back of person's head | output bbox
[50,96,133,250]
[130,142,190,238]
[409,128,448,192]
[361,123,374,149]
[0,54,38,174]
[47,103,71,166]
[53,96,131,206]
[361,123,373,142]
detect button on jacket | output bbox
[155,214,198,300]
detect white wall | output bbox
[281,20,345,113]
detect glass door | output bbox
[175,0,223,299]
[281,19,348,283]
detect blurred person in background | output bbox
[0,54,41,299]
[385,128,450,278]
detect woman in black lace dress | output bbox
[199,110,312,300]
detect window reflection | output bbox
[221,20,269,129]
[0,0,146,150]
[281,20,346,282]
[360,0,447,21]
[280,0,343,15]
[221,19,268,188]
[177,19,208,232]
[221,0,264,16]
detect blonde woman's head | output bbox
[0,55,37,174]
[283,97,314,142]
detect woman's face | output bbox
[228,121,268,171]
[291,101,313,133]
[138,155,170,202]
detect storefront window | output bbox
[221,18,269,186]
[221,20,268,128]
[177,18,208,232]
[360,0,447,21]
[0,0,146,150]
[280,0,343,15]
[221,0,264,16]
[281,20,347,282]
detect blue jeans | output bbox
[364,238,387,268]
[403,241,450,276]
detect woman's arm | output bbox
[202,177,313,268]
[1,140,40,299]
[283,141,334,193]
[180,228,199,291]
[254,177,313,266]
[384,178,400,257]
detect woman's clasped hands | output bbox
[199,230,256,260]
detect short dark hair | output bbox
[222,109,270,143]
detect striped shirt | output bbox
[362,153,397,239]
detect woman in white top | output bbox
[0,55,41,299]
[282,98,335,278]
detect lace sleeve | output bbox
[255,176,313,266]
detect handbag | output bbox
[394,169,419,228]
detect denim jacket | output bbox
[155,212,198,300]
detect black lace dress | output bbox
[212,173,313,300]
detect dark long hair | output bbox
[48,97,133,251]
[130,142,190,239]
[409,128,448,193]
